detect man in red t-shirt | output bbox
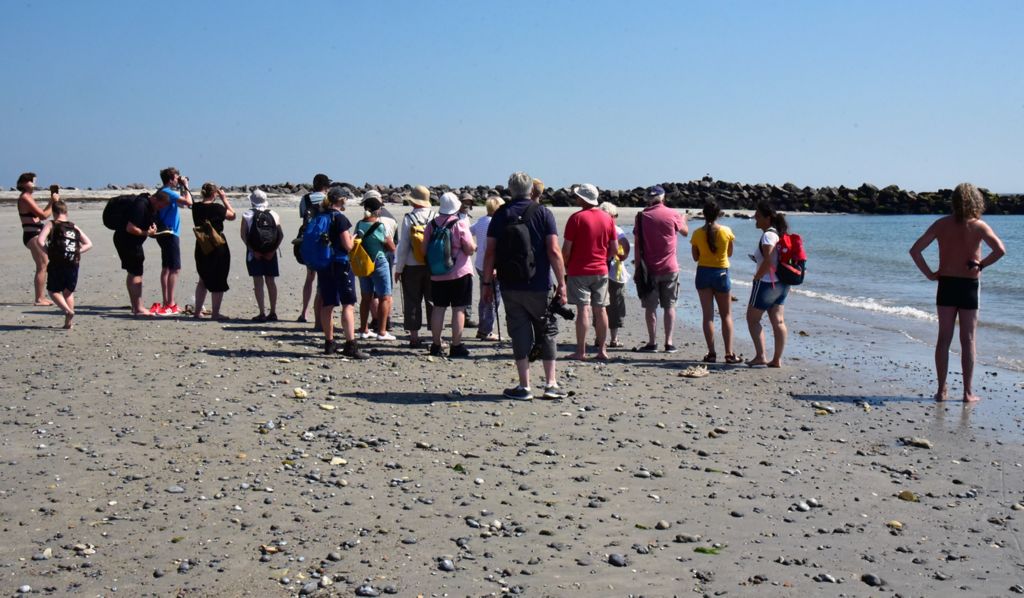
[634,185,688,352]
[562,184,616,360]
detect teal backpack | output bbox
[426,217,458,276]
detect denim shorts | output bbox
[358,254,393,297]
[748,279,789,311]
[694,266,731,293]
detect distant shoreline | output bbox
[6,188,1015,216]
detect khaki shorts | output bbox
[567,274,609,307]
[641,272,679,309]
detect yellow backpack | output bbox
[350,221,381,277]
[407,212,432,265]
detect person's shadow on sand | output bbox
[348,390,507,404]
[202,347,312,359]
[791,394,934,406]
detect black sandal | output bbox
[702,352,717,363]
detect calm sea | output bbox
[631,214,1023,372]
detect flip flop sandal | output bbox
[678,365,710,378]
[724,354,743,364]
[183,304,195,315]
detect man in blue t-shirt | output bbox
[153,166,193,315]
[482,171,568,401]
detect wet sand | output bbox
[1,200,1023,596]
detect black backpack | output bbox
[248,209,282,253]
[495,202,540,284]
[103,193,148,231]
[47,221,81,266]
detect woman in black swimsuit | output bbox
[16,172,57,305]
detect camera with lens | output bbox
[548,296,574,321]
[527,297,574,362]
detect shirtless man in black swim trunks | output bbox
[910,182,1006,403]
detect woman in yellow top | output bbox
[690,200,740,363]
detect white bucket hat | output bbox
[573,183,600,206]
[249,188,268,208]
[439,191,461,215]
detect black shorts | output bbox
[23,230,40,247]
[46,264,79,293]
[430,274,473,308]
[317,261,357,307]
[937,276,979,310]
[156,234,182,270]
[113,234,145,277]
[247,255,280,278]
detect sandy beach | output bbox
[1,200,1023,597]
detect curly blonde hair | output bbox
[952,182,984,222]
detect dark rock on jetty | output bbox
[100,176,1024,215]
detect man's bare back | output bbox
[931,215,990,278]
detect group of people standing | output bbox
[556,182,794,370]
[16,171,1005,404]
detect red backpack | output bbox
[776,232,806,285]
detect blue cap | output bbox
[646,185,665,197]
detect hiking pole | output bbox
[494,289,501,343]
[397,275,404,328]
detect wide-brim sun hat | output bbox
[573,183,600,206]
[439,192,461,215]
[408,185,431,208]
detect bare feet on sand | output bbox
[566,352,588,361]
[767,360,782,368]
[746,357,768,367]
[132,309,155,317]
[963,393,981,403]
[63,311,74,330]
[34,299,53,306]
[934,386,948,401]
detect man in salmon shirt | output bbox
[562,183,617,360]
[634,185,689,353]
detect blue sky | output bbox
[3,1,1021,192]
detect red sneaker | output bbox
[165,303,181,315]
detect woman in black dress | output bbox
[192,183,236,319]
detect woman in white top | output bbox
[470,196,504,340]
[598,202,629,347]
[746,201,790,367]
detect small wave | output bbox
[994,355,1024,373]
[980,319,1024,335]
[794,289,937,322]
